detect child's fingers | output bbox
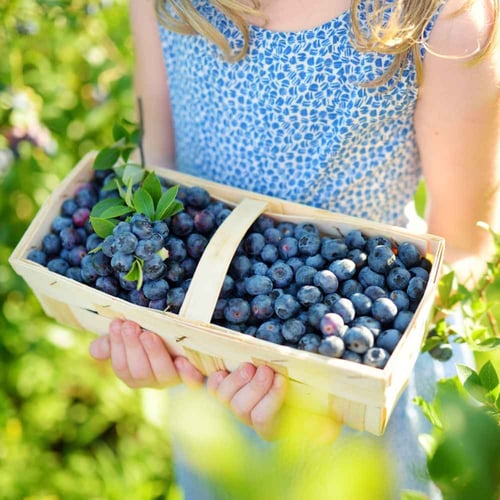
[121,320,155,382]
[229,365,275,425]
[249,373,288,440]
[109,325,134,383]
[89,335,111,360]
[174,356,205,388]
[206,370,229,395]
[213,363,256,405]
[139,331,181,386]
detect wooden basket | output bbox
[9,152,445,435]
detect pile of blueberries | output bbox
[28,170,432,369]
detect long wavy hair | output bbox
[155,0,498,85]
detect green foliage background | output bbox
[1,1,499,499]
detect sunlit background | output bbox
[1,1,499,499]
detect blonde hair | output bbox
[155,0,498,85]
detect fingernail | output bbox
[110,329,121,343]
[122,322,138,338]
[239,364,254,382]
[174,357,185,370]
[140,332,154,348]
[256,365,270,383]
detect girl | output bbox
[90,0,500,496]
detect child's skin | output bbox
[90,0,500,440]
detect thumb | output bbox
[89,334,111,361]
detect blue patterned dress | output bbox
[157,2,473,498]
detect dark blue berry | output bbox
[394,310,414,332]
[329,258,356,281]
[59,227,82,250]
[319,336,345,358]
[295,265,316,286]
[313,269,339,294]
[389,290,410,312]
[42,233,61,255]
[86,233,103,252]
[331,298,355,323]
[194,209,216,235]
[297,232,321,256]
[282,318,306,343]
[224,298,251,324]
[307,303,330,330]
[95,275,119,296]
[263,227,281,245]
[321,238,348,261]
[61,199,78,217]
[143,279,169,300]
[397,242,421,268]
[274,294,300,320]
[371,298,398,324]
[230,255,252,280]
[364,285,388,301]
[319,313,345,337]
[186,186,211,209]
[345,230,366,250]
[297,285,323,307]
[407,276,426,301]
[351,316,382,338]
[244,275,273,296]
[91,251,112,276]
[339,279,363,297]
[143,254,166,280]
[368,245,396,274]
[358,266,385,288]
[28,248,47,265]
[350,293,372,316]
[305,253,326,269]
[244,233,266,256]
[250,294,274,321]
[111,252,134,273]
[260,244,279,264]
[186,233,208,259]
[51,216,73,233]
[298,333,322,353]
[376,329,402,353]
[47,258,69,275]
[267,261,294,288]
[256,320,284,345]
[363,347,390,368]
[278,237,299,259]
[343,326,374,354]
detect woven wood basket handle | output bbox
[179,198,268,323]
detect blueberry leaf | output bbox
[121,146,136,163]
[90,198,127,218]
[124,259,143,290]
[142,171,162,206]
[413,396,443,430]
[438,271,455,309]
[101,177,121,192]
[89,217,118,238]
[124,178,134,208]
[130,128,142,146]
[421,336,443,353]
[99,205,133,219]
[93,147,120,170]
[133,188,155,219]
[456,364,488,404]
[155,185,179,220]
[122,163,145,186]
[112,123,129,142]
[474,337,500,351]
[479,361,499,393]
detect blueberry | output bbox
[135,238,158,260]
[307,303,330,330]
[27,248,47,265]
[305,253,326,269]
[61,199,78,217]
[347,248,368,268]
[329,258,356,281]
[91,251,113,276]
[343,326,374,354]
[366,236,392,254]
[394,310,414,332]
[51,216,73,233]
[368,245,396,274]
[282,318,306,343]
[319,313,345,337]
[131,218,153,240]
[263,227,281,245]
[389,290,410,312]
[387,267,412,291]
[251,261,269,276]
[95,275,119,296]
[277,222,295,238]
[111,252,134,273]
[397,242,421,268]
[323,293,342,309]
[339,279,363,298]
[250,294,274,320]
[181,257,197,278]
[244,233,266,256]
[351,316,382,337]
[193,209,216,235]
[313,269,339,294]
[216,208,232,226]
[253,215,275,233]
[86,233,103,252]
[81,255,98,284]
[59,227,82,250]
[47,258,69,275]
[165,261,185,284]
[269,288,284,301]
[245,326,258,336]
[213,298,228,320]
[113,221,132,236]
[205,201,225,217]
[256,320,284,345]
[186,233,208,259]
[101,235,118,257]
[118,271,137,291]
[244,275,273,295]
[42,233,61,255]
[152,220,170,238]
[267,261,294,288]
[298,333,322,353]
[149,298,167,311]
[376,329,402,353]
[341,350,363,363]
[331,298,355,323]
[420,258,432,272]
[350,293,372,316]
[371,298,398,324]
[186,186,210,209]
[260,244,279,264]
[363,347,390,368]
[129,289,149,306]
[318,336,345,358]
[429,343,453,361]
[166,287,186,313]
[409,267,429,282]
[297,285,323,307]
[67,246,87,266]
[72,207,90,227]
[75,186,97,208]
[294,222,319,239]
[278,237,299,259]
[284,282,299,296]
[143,279,169,300]
[295,265,317,286]
[364,285,388,302]
[230,255,252,280]
[224,298,251,324]
[407,277,426,301]
[345,230,366,250]
[220,275,235,298]
[297,232,321,256]
[163,238,186,262]
[274,294,300,320]
[143,254,166,280]
[358,266,385,288]
[66,267,82,282]
[171,212,194,236]
[321,238,348,260]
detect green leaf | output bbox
[90,198,127,218]
[100,205,133,219]
[413,396,443,429]
[93,147,120,170]
[456,364,488,404]
[401,491,429,500]
[122,146,136,163]
[413,179,427,220]
[155,185,179,220]
[124,260,143,290]
[125,178,134,208]
[417,433,438,457]
[473,338,500,351]
[122,163,145,186]
[497,393,500,410]
[89,217,117,238]
[133,188,155,219]
[142,171,162,206]
[101,177,120,192]
[479,361,499,392]
[421,336,444,353]
[130,128,142,145]
[112,123,129,142]
[438,271,455,309]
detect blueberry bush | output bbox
[1,1,499,499]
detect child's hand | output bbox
[89,319,205,389]
[206,363,288,440]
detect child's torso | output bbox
[159,1,428,225]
